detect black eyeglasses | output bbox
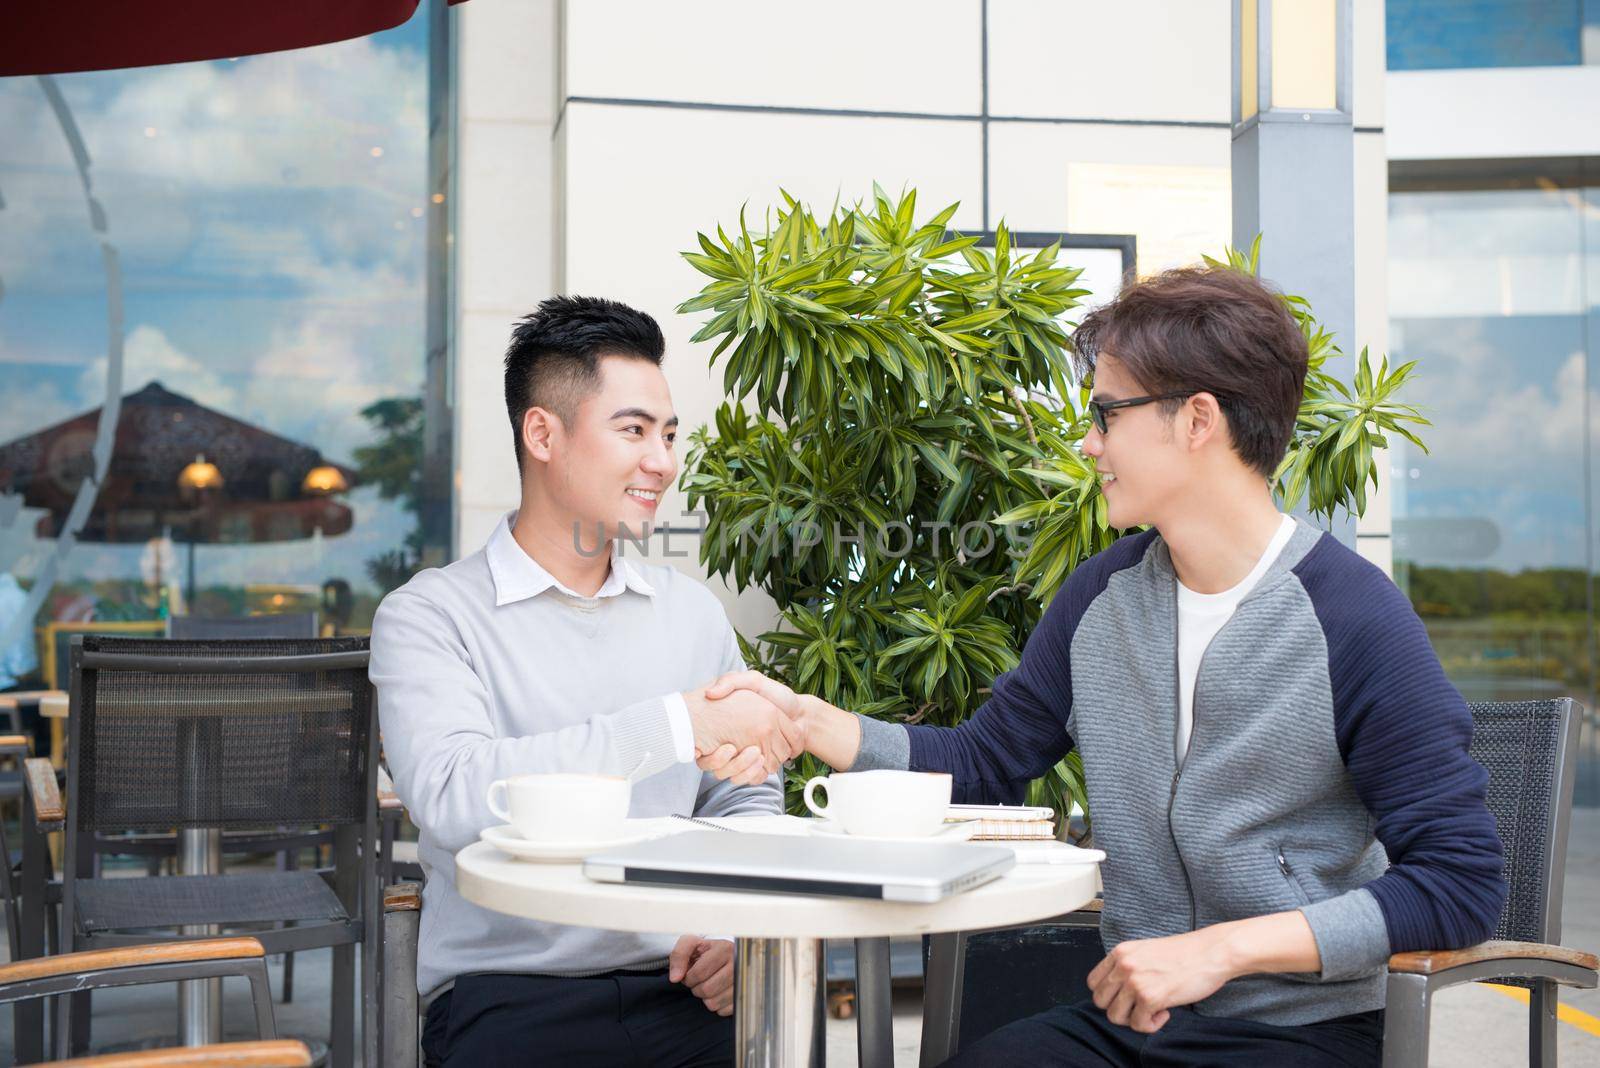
[1086,392,1195,434]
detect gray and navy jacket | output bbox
[854,519,1507,1025]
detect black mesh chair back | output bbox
[58,635,378,1066]
[1468,699,1580,952]
[166,613,319,640]
[68,635,372,836]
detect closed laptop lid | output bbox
[582,830,1015,903]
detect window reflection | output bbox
[1387,0,1600,70]
[0,12,441,679]
[1389,165,1599,803]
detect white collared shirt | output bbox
[371,511,780,993]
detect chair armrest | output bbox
[23,756,63,826]
[53,1039,312,1067]
[0,733,29,751]
[384,881,422,914]
[0,689,66,704]
[1389,940,1599,987]
[0,936,265,986]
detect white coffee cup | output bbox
[803,769,953,838]
[486,773,631,843]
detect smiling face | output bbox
[537,353,679,541]
[1080,353,1195,531]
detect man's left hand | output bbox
[669,935,735,1016]
[1086,927,1235,1034]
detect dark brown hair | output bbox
[1070,267,1307,476]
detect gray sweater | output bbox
[853,520,1506,1025]
[371,514,781,996]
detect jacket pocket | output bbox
[1274,844,1312,907]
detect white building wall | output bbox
[453,0,561,557]
[451,0,1392,636]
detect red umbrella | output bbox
[2,0,470,76]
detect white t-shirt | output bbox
[1175,514,1297,767]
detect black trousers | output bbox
[944,999,1383,1067]
[422,969,733,1068]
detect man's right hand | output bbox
[683,685,804,784]
[704,670,861,771]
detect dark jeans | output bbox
[422,968,733,1068]
[945,999,1383,1067]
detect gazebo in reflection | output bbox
[0,380,356,597]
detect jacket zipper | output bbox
[1277,847,1310,905]
[1169,602,1197,932]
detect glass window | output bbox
[0,10,446,677]
[1389,165,1599,803]
[1387,0,1599,70]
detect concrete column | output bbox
[1231,0,1388,557]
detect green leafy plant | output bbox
[679,190,1427,837]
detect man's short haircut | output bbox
[503,295,666,474]
[1070,266,1308,477]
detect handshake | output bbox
[683,671,851,787]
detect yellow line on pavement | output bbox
[1484,984,1600,1039]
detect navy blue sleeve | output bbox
[1296,538,1508,952]
[906,530,1156,805]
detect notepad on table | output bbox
[947,803,1059,840]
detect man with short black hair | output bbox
[710,267,1508,1065]
[373,295,792,1067]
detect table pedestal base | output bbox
[177,827,222,1045]
[735,937,824,1067]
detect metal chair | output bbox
[162,612,324,1005]
[44,635,379,1067]
[0,732,29,962]
[166,613,319,641]
[0,935,278,1062]
[1382,698,1598,1066]
[918,699,1599,1066]
[0,693,44,804]
[380,882,423,1068]
[86,613,321,883]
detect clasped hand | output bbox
[687,670,805,786]
[1086,927,1237,1033]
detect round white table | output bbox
[455,835,1099,1067]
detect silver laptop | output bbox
[583,830,1014,903]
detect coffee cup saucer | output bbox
[481,818,676,862]
[807,819,979,844]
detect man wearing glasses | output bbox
[707,267,1506,1065]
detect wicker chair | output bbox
[918,699,1599,1067]
[29,635,379,1067]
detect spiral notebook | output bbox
[947,803,1058,841]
